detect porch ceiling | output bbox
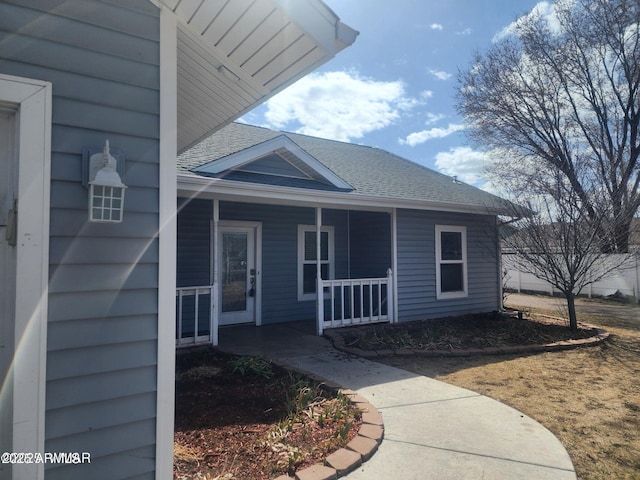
[160,0,358,153]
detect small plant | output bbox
[284,379,322,417]
[335,420,353,443]
[228,356,274,378]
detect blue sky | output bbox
[241,0,551,192]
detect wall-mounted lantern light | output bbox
[84,140,127,223]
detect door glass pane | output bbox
[221,233,247,312]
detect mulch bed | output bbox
[332,312,597,353]
[173,348,361,480]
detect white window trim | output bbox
[435,225,468,300]
[297,225,334,301]
[0,73,52,480]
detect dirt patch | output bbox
[173,348,361,480]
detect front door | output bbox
[218,225,257,325]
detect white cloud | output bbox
[399,123,465,146]
[434,146,490,187]
[493,1,561,42]
[425,113,445,125]
[430,23,443,30]
[263,71,419,142]
[429,69,452,80]
[456,28,472,36]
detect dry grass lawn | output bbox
[379,299,640,479]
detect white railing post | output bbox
[211,284,218,346]
[317,276,324,335]
[387,268,394,323]
[177,290,183,345]
[194,289,200,337]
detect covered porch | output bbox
[175,198,396,346]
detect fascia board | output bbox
[273,0,358,54]
[178,175,505,215]
[193,135,354,190]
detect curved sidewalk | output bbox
[219,322,577,480]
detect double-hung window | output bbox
[435,225,468,299]
[298,225,334,300]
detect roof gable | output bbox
[178,123,515,215]
[192,135,353,190]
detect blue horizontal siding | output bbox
[46,340,157,381]
[0,2,161,477]
[52,97,159,139]
[396,209,500,321]
[49,237,158,265]
[45,393,157,439]
[45,423,156,480]
[46,366,156,411]
[0,2,159,64]
[48,290,158,323]
[49,210,159,238]
[0,59,159,116]
[177,198,211,287]
[47,316,158,353]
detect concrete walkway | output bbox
[218,321,577,480]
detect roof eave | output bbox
[160,0,358,154]
[177,175,508,215]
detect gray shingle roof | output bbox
[178,122,510,212]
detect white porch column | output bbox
[391,208,399,323]
[212,199,220,346]
[316,207,324,335]
[156,7,177,480]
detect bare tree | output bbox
[501,171,630,331]
[457,0,640,253]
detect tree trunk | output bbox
[566,292,578,332]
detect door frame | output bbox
[0,74,51,480]
[215,221,262,327]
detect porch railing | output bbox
[176,285,215,347]
[318,269,394,333]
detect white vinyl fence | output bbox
[502,253,640,302]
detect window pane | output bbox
[321,263,329,279]
[303,264,316,293]
[304,231,329,261]
[441,232,462,260]
[304,231,316,261]
[441,264,463,292]
[320,232,329,261]
[303,263,330,294]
